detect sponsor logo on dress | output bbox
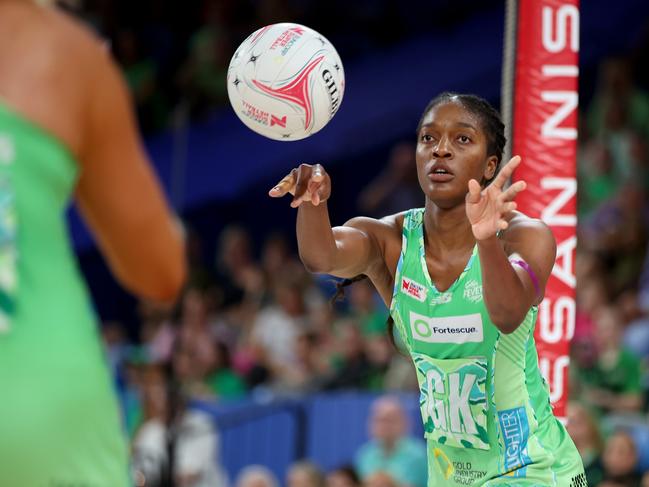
[463,279,483,303]
[401,276,427,302]
[498,407,531,478]
[409,311,483,343]
[430,293,452,305]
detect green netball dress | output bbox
[391,209,585,487]
[0,102,129,486]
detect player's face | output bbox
[415,101,497,208]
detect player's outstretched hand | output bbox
[466,155,527,241]
[268,163,331,208]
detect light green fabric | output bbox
[0,102,129,486]
[390,209,584,486]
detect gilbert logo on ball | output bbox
[227,23,345,141]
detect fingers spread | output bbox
[269,169,297,197]
[504,201,517,213]
[312,164,325,183]
[467,179,482,204]
[307,174,323,198]
[500,180,527,201]
[492,155,521,189]
[291,166,311,207]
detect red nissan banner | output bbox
[510,0,579,420]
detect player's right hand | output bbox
[268,163,331,208]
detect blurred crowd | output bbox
[55,0,649,485]
[105,205,421,485]
[568,57,649,487]
[102,52,649,486]
[58,0,490,134]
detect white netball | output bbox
[227,23,345,141]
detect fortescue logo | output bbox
[409,311,484,344]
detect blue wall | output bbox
[195,392,423,483]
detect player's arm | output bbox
[75,39,186,302]
[467,156,556,333]
[479,216,556,333]
[269,164,384,278]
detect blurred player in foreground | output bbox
[0,0,185,484]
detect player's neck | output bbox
[423,199,475,255]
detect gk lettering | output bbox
[426,369,478,435]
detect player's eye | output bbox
[421,134,434,142]
[458,135,471,144]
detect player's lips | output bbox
[427,163,454,182]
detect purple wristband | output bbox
[510,259,541,298]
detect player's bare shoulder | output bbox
[344,211,405,273]
[0,3,110,156]
[501,210,556,256]
[344,211,403,244]
[503,210,550,232]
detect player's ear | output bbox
[484,156,498,181]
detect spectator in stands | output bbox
[236,465,279,487]
[260,232,304,293]
[323,319,374,390]
[177,0,232,118]
[355,396,427,487]
[363,471,399,487]
[587,57,649,141]
[215,225,265,308]
[580,184,648,297]
[567,402,605,486]
[358,141,422,218]
[249,278,311,388]
[327,466,361,487]
[173,334,215,401]
[574,306,643,415]
[113,28,166,133]
[347,277,388,337]
[599,430,642,487]
[364,333,393,390]
[287,330,330,392]
[288,461,326,487]
[207,340,247,400]
[620,290,649,365]
[131,365,228,487]
[178,286,218,376]
[577,136,618,218]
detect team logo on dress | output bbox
[401,276,427,302]
[463,279,483,303]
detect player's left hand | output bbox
[466,155,527,241]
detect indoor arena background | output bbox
[57,1,649,486]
